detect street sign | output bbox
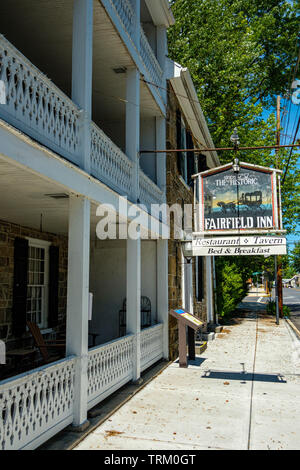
[194,162,282,235]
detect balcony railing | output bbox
[111,0,135,40]
[108,0,164,103]
[0,34,164,214]
[139,169,165,213]
[0,34,82,165]
[91,122,134,198]
[140,27,164,101]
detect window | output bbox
[26,239,50,328]
[176,110,196,186]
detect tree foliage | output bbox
[291,242,300,272]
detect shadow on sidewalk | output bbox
[174,357,206,367]
[202,369,286,383]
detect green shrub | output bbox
[266,300,290,317]
[216,263,247,319]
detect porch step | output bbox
[201,332,215,342]
[195,341,207,355]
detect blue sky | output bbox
[262,97,299,253]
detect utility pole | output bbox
[276,96,283,320]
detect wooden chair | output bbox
[26,321,65,364]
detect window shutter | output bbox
[186,131,195,186]
[198,154,208,172]
[12,237,29,337]
[197,256,204,301]
[176,109,184,175]
[48,245,59,328]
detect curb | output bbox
[285,317,300,340]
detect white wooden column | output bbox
[156,26,167,104]
[126,68,140,202]
[126,236,141,381]
[205,257,214,324]
[187,259,194,314]
[156,116,166,195]
[72,0,93,173]
[157,239,169,359]
[66,195,90,428]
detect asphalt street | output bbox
[281,287,300,332]
[247,287,300,332]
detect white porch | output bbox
[0,148,168,450]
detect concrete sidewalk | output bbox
[74,304,300,450]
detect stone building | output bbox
[166,62,220,360]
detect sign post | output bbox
[170,308,203,368]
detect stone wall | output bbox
[0,219,68,347]
[166,83,207,361]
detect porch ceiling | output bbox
[0,156,152,240]
[0,157,70,234]
[0,0,161,127]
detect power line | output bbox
[140,143,300,154]
[282,114,300,184]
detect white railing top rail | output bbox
[88,332,135,355]
[0,34,80,112]
[0,355,76,389]
[91,121,134,170]
[140,27,163,81]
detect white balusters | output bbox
[0,35,81,164]
[140,324,164,372]
[0,357,76,450]
[87,335,134,410]
[111,0,135,39]
[139,169,164,211]
[91,122,134,197]
[140,28,164,100]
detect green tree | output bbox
[291,242,300,272]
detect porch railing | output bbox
[0,325,164,449]
[0,356,76,450]
[91,122,134,197]
[140,27,164,101]
[110,0,135,40]
[87,334,135,411]
[0,34,82,165]
[141,324,164,372]
[0,34,165,211]
[108,1,164,103]
[139,169,165,214]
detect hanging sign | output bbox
[195,162,282,235]
[183,235,287,257]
